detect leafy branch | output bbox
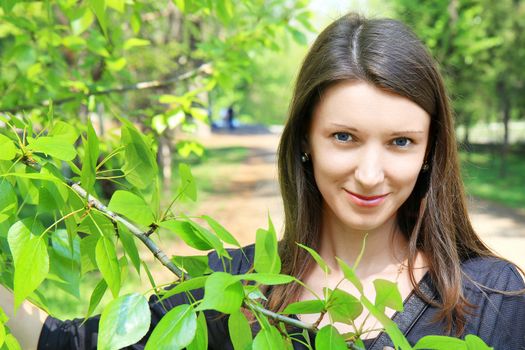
[0,63,212,114]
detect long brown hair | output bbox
[271,12,501,335]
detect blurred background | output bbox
[1,0,523,318]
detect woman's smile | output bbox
[345,190,389,208]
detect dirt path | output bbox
[147,130,525,284]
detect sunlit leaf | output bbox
[282,299,325,315]
[187,312,208,350]
[315,325,347,350]
[0,134,17,160]
[297,243,330,274]
[336,257,363,294]
[228,310,252,350]
[373,279,404,312]
[85,279,108,319]
[98,293,151,350]
[252,325,284,350]
[254,217,280,274]
[325,288,363,323]
[196,272,244,314]
[95,236,121,298]
[108,190,155,226]
[145,304,197,350]
[178,163,197,201]
[414,335,467,350]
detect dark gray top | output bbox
[38,245,525,349]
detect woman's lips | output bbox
[345,190,389,207]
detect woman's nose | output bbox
[354,147,384,188]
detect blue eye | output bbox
[392,137,411,147]
[334,132,352,142]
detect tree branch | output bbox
[0,63,212,113]
[19,156,364,350]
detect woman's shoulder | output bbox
[207,244,255,275]
[460,255,525,292]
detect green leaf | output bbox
[28,136,77,161]
[71,7,95,35]
[13,236,49,309]
[3,334,21,350]
[228,310,252,350]
[325,288,363,323]
[234,273,294,285]
[106,0,124,12]
[160,220,213,251]
[373,279,404,312]
[118,223,141,275]
[288,27,307,46]
[186,220,227,257]
[254,217,280,274]
[159,276,209,301]
[297,243,330,274]
[282,300,325,315]
[95,236,121,298]
[196,272,244,314]
[123,38,151,50]
[178,163,197,201]
[465,335,493,350]
[85,279,108,319]
[0,135,17,160]
[202,215,240,247]
[172,0,185,12]
[215,0,234,24]
[89,0,108,38]
[145,304,197,350]
[50,121,78,144]
[0,181,17,223]
[98,293,151,350]
[120,118,158,190]
[81,118,99,194]
[414,336,467,350]
[187,312,208,350]
[0,317,6,346]
[315,325,347,350]
[335,257,363,294]
[252,325,284,350]
[171,255,211,277]
[361,296,412,350]
[108,190,155,227]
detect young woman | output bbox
[2,12,525,350]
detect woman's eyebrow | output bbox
[390,130,425,136]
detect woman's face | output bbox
[308,81,430,234]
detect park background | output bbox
[0,0,524,321]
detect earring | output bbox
[301,152,310,163]
[422,162,429,171]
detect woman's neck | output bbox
[317,210,409,280]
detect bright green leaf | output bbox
[85,279,108,319]
[13,236,49,309]
[297,243,330,274]
[3,334,21,350]
[160,276,208,301]
[187,312,208,350]
[414,335,467,350]
[145,304,197,350]
[252,325,284,350]
[95,236,121,298]
[336,257,363,294]
[98,293,150,350]
[465,335,493,350]
[118,223,141,275]
[373,279,404,312]
[196,272,244,314]
[0,181,18,223]
[108,190,155,227]
[160,220,212,251]
[228,310,252,350]
[325,288,363,323]
[28,136,77,161]
[254,218,280,274]
[89,0,108,38]
[282,299,325,315]
[71,7,95,35]
[123,38,150,50]
[0,135,17,160]
[171,255,211,277]
[202,215,240,247]
[106,0,124,12]
[315,325,347,350]
[234,273,294,285]
[178,163,197,201]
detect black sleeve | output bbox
[473,264,525,349]
[38,245,255,350]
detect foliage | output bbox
[0,115,495,350]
